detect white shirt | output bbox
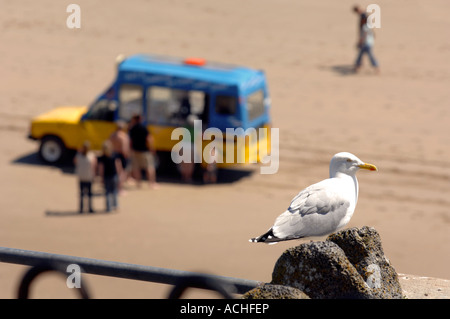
[75,152,96,182]
[361,24,375,47]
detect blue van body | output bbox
[90,54,271,130]
[79,53,272,165]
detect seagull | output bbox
[250,152,377,244]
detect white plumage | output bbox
[250,152,377,244]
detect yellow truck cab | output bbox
[29,54,272,166]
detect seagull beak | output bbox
[358,163,378,171]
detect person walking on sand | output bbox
[354,13,379,74]
[129,114,159,189]
[109,120,130,193]
[74,141,97,213]
[98,141,123,212]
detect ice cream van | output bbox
[28,54,272,167]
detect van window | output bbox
[85,99,117,121]
[119,84,143,121]
[215,95,236,115]
[247,90,265,121]
[147,86,206,126]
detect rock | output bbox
[271,240,372,298]
[327,226,403,299]
[271,226,404,299]
[242,283,310,299]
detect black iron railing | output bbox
[0,246,262,299]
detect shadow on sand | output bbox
[45,209,117,217]
[15,151,255,218]
[328,64,356,76]
[12,151,255,185]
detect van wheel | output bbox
[39,136,66,164]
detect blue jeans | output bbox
[104,176,118,212]
[79,181,93,213]
[355,45,378,68]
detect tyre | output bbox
[39,136,66,164]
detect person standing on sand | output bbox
[128,114,159,189]
[74,141,97,213]
[109,120,130,193]
[203,147,218,184]
[98,141,123,212]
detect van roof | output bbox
[118,54,266,90]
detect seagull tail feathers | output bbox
[250,229,304,244]
[249,229,280,244]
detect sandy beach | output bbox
[0,0,449,298]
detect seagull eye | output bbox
[346,159,352,162]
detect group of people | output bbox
[74,114,158,213]
[75,113,219,213]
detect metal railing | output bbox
[0,246,262,299]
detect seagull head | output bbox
[329,152,377,178]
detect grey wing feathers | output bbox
[288,183,346,216]
[272,182,351,239]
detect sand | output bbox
[0,0,449,298]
